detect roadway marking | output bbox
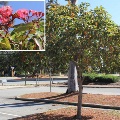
[0,111,21,117]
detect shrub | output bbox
[83,73,119,83]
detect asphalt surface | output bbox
[0,87,69,120]
[0,77,67,86]
[1,79,120,95]
[0,77,120,119]
[0,86,120,119]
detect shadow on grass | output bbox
[9,112,93,120]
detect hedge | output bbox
[83,73,119,83]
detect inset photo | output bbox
[0,1,45,51]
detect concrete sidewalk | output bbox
[0,85,26,90]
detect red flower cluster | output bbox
[0,6,44,26]
[16,9,29,20]
[0,6,13,24]
[16,9,44,22]
[29,10,44,17]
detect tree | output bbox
[46,0,79,93]
[66,0,78,93]
[46,2,120,119]
[0,51,15,76]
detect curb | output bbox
[1,84,120,88]
[0,86,27,90]
[82,85,120,88]
[15,97,120,110]
[37,84,120,88]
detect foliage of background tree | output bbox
[0,51,15,76]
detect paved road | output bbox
[0,77,120,120]
[1,78,120,96]
[0,87,69,120]
[4,80,67,86]
[0,77,67,86]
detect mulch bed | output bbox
[20,92,120,107]
[11,107,120,120]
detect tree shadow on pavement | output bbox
[0,101,46,108]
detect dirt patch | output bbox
[20,92,120,107]
[11,107,120,120]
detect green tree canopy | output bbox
[46,3,120,74]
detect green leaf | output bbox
[29,29,36,34]
[13,22,34,28]
[0,42,7,49]
[0,38,11,50]
[12,22,35,33]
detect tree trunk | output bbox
[76,76,83,119]
[66,61,79,93]
[76,66,83,119]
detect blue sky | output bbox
[3,0,120,25]
[7,1,45,25]
[52,0,120,26]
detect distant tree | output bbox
[0,51,15,76]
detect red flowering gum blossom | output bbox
[29,10,44,18]
[0,6,44,25]
[15,9,44,21]
[0,6,13,24]
[16,9,29,20]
